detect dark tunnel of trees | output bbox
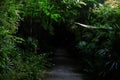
[0,0,120,80]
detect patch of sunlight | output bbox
[105,0,120,8]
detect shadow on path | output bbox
[43,48,88,80]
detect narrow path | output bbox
[43,48,86,80]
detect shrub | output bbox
[0,51,47,80]
[75,2,120,80]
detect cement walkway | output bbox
[43,48,85,80]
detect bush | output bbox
[0,1,49,79]
[75,2,120,80]
[0,51,47,80]
[0,0,22,71]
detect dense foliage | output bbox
[0,0,47,79]
[0,0,120,80]
[75,1,120,80]
[0,0,21,71]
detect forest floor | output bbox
[43,48,88,80]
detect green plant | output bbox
[0,0,22,71]
[0,51,47,80]
[89,2,120,26]
[75,23,120,79]
[76,11,120,80]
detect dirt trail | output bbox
[43,48,85,80]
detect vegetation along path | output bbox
[43,48,86,80]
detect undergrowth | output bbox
[0,51,47,80]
